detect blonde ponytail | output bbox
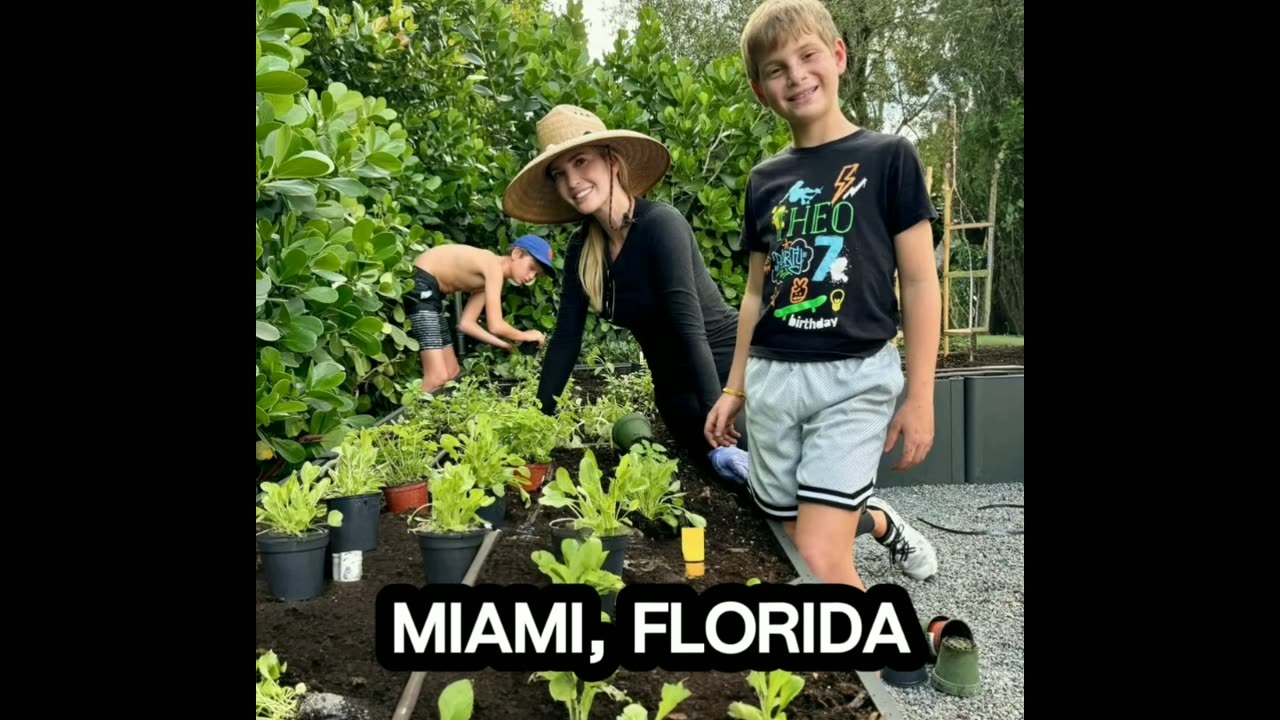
[580,220,606,313]
[575,146,635,314]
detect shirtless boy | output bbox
[406,235,555,392]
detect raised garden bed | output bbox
[880,342,1023,487]
[877,375,966,488]
[256,351,1025,719]
[935,345,1023,369]
[963,370,1024,484]
[256,369,881,720]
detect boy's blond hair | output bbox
[740,0,841,84]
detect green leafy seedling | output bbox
[615,681,692,720]
[539,450,631,537]
[257,463,343,537]
[440,415,527,496]
[493,403,560,465]
[614,442,705,530]
[256,650,306,720]
[327,429,384,497]
[531,536,625,598]
[531,671,630,720]
[727,670,805,720]
[438,678,474,720]
[368,421,439,487]
[408,462,493,534]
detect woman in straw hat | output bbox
[502,104,750,482]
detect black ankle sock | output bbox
[875,511,897,544]
[857,509,876,536]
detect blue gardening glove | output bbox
[708,446,750,486]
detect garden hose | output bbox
[915,503,1024,536]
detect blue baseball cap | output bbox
[513,234,557,279]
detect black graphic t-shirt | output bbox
[741,128,937,362]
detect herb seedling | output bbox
[257,463,343,537]
[727,670,805,720]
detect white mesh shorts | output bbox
[744,341,904,519]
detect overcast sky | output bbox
[543,0,635,59]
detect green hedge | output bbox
[257,0,800,474]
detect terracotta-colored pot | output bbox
[926,615,951,657]
[383,480,429,514]
[520,463,551,492]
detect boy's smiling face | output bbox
[753,32,847,128]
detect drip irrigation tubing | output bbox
[915,503,1024,536]
[390,529,501,720]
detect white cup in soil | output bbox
[332,550,363,582]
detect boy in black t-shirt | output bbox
[705,0,941,588]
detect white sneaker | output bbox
[867,497,938,581]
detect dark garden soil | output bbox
[935,344,1023,369]
[256,369,879,720]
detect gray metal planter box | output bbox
[962,371,1024,484]
[876,375,966,487]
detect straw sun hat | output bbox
[502,104,671,225]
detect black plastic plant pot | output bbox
[596,533,631,577]
[549,517,588,559]
[549,520,630,577]
[258,529,330,601]
[881,665,930,688]
[327,493,382,553]
[477,489,507,529]
[416,528,487,585]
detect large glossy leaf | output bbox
[256,70,307,95]
[256,276,272,307]
[320,178,367,197]
[305,287,339,303]
[256,321,281,341]
[264,180,315,196]
[309,361,346,391]
[274,151,335,179]
[366,152,402,174]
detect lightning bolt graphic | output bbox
[831,163,860,203]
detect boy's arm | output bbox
[884,136,942,470]
[724,250,765,394]
[704,249,765,447]
[481,260,537,345]
[458,291,514,351]
[705,175,766,448]
[894,220,940,408]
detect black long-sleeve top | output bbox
[536,198,740,423]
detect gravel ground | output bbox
[858,482,1024,720]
